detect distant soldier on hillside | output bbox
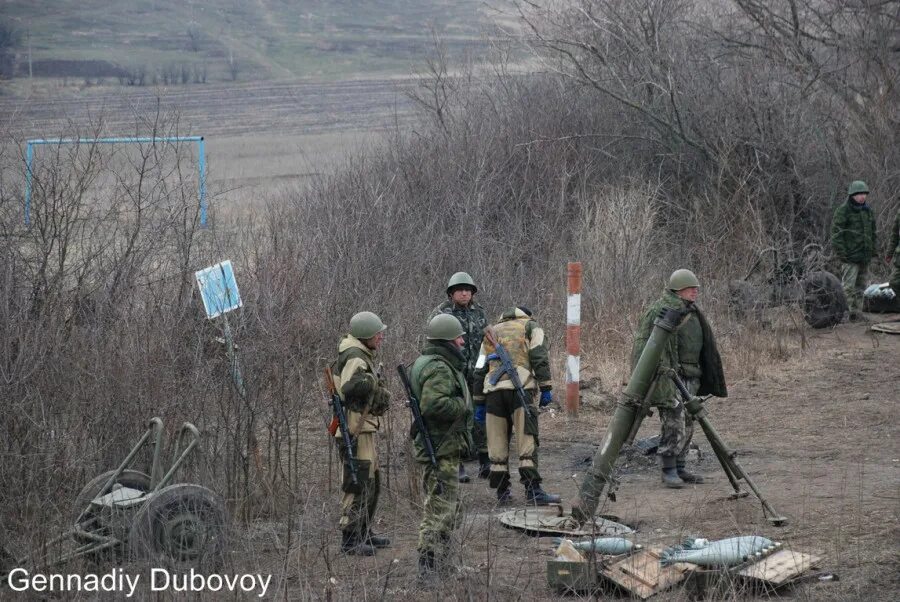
[631,270,727,488]
[473,306,560,505]
[429,272,490,482]
[831,180,877,320]
[332,311,392,556]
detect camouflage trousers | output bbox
[840,262,869,313]
[417,456,461,555]
[338,432,380,540]
[890,256,900,297]
[486,389,541,488]
[657,376,699,461]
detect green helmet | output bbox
[668,269,700,291]
[349,311,386,339]
[847,180,869,196]
[446,271,477,295]
[426,314,465,340]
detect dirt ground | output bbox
[259,317,899,601]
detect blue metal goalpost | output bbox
[24,136,208,227]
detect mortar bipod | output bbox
[670,373,788,526]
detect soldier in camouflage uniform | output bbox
[632,270,727,489]
[473,307,561,505]
[831,180,877,319]
[888,208,900,296]
[410,314,474,581]
[429,272,490,482]
[333,311,393,556]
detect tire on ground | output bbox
[802,270,847,328]
[128,483,228,571]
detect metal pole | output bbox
[25,142,33,227]
[198,137,207,226]
[566,262,582,415]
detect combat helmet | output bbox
[667,269,700,291]
[426,314,465,341]
[349,311,387,339]
[446,272,477,295]
[847,180,869,196]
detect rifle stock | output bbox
[325,367,359,486]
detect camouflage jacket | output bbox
[631,290,726,407]
[410,342,474,462]
[890,210,900,257]
[333,335,391,436]
[831,200,877,264]
[472,308,552,402]
[428,300,488,386]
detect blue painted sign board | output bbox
[195,260,242,319]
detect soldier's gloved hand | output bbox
[540,390,553,407]
[474,404,486,425]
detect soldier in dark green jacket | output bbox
[429,272,490,482]
[410,314,474,580]
[632,270,727,488]
[888,209,900,296]
[831,180,877,318]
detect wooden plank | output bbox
[600,547,692,599]
[738,549,821,585]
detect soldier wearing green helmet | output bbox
[429,271,490,483]
[631,270,727,489]
[409,314,474,581]
[889,208,900,297]
[831,180,877,320]
[333,311,392,556]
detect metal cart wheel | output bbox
[72,469,152,558]
[128,484,227,571]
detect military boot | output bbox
[457,463,471,484]
[660,456,684,489]
[417,550,439,587]
[676,461,705,484]
[477,452,491,479]
[496,485,513,505]
[525,484,561,506]
[340,532,376,556]
[365,530,391,548]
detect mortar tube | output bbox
[571,307,687,522]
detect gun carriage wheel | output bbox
[128,483,227,571]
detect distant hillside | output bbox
[0,0,500,83]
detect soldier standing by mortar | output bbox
[409,314,474,581]
[473,306,561,505]
[831,180,877,320]
[888,206,900,297]
[429,272,490,483]
[332,311,392,556]
[632,270,727,489]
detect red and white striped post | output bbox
[566,262,582,415]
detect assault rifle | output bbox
[324,367,358,487]
[483,327,534,419]
[397,364,439,470]
[397,363,444,495]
